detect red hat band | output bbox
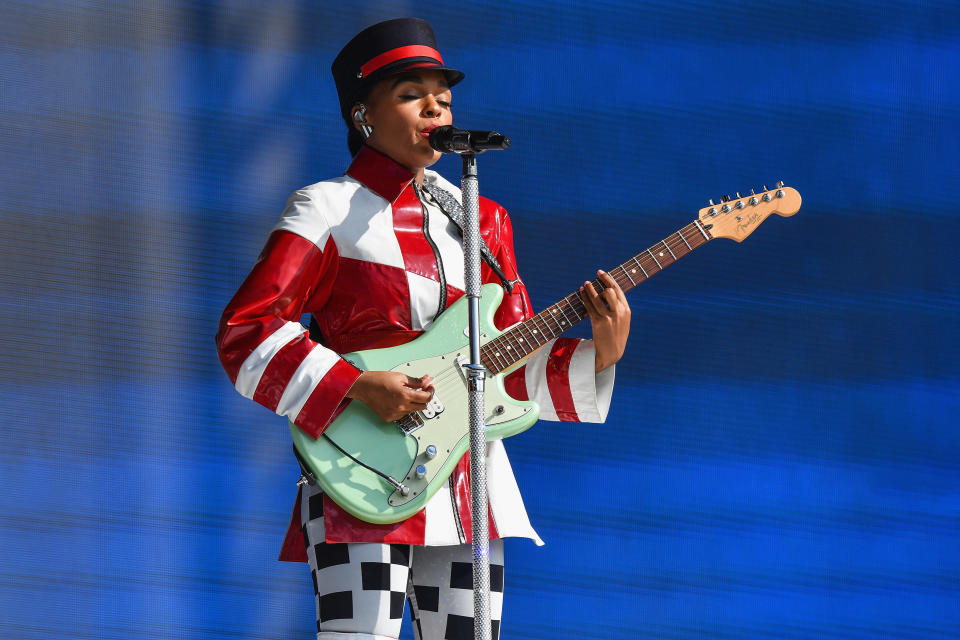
[359,45,444,78]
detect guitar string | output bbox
[482,224,702,363]
[395,222,712,424]
[417,209,770,382]
[413,230,696,384]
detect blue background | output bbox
[1,1,957,638]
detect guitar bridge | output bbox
[397,413,424,435]
[395,392,445,435]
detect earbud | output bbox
[353,104,367,123]
[353,104,373,140]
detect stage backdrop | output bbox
[1,1,957,638]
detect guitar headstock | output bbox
[698,182,801,242]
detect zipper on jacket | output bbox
[416,182,466,543]
[413,182,447,320]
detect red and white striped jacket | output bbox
[216,146,615,561]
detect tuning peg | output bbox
[735,192,742,198]
[721,194,731,202]
[775,180,784,188]
[708,198,715,206]
[750,188,756,195]
[762,184,769,192]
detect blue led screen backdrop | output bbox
[1,2,957,638]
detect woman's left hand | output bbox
[580,270,631,372]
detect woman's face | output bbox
[355,70,453,173]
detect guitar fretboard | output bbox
[480,219,713,374]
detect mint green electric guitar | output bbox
[290,185,801,524]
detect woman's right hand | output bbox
[345,371,434,422]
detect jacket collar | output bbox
[346,145,415,203]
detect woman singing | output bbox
[216,17,630,640]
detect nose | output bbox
[422,96,442,118]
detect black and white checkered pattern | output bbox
[302,483,504,640]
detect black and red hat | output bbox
[331,18,464,119]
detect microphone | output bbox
[428,125,511,154]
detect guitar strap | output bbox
[419,182,518,294]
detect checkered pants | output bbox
[302,483,504,640]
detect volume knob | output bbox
[425,445,437,459]
[415,465,427,479]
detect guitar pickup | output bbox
[421,395,445,419]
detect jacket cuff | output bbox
[291,358,363,439]
[524,337,615,423]
[568,339,615,423]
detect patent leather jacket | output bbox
[216,145,614,561]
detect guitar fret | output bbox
[496,340,512,367]
[494,347,509,369]
[622,266,636,286]
[517,321,539,350]
[538,312,554,338]
[612,268,630,289]
[504,330,525,357]
[633,256,648,278]
[498,333,515,358]
[553,304,569,328]
[504,328,520,354]
[483,338,496,358]
[694,220,711,241]
[484,340,508,371]
[662,240,676,260]
[525,316,543,347]
[677,229,691,251]
[568,295,586,323]
[557,300,577,327]
[481,354,495,371]
[647,249,662,269]
[549,304,566,329]
[510,326,532,356]
[532,312,555,343]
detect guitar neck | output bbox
[481,219,714,374]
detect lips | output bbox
[419,124,439,138]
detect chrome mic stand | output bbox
[460,151,491,640]
[428,125,510,640]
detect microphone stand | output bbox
[460,151,491,640]
[430,126,508,640]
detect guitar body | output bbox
[289,283,540,525]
